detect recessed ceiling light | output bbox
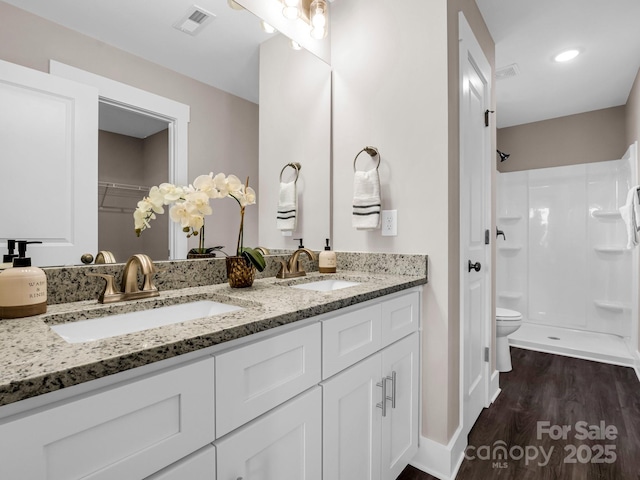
[554,49,580,63]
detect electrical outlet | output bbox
[381,210,397,236]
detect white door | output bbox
[0,59,98,266]
[380,333,419,480]
[459,14,492,435]
[322,354,382,480]
[215,387,322,480]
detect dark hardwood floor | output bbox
[396,347,640,480]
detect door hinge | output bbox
[485,229,490,245]
[484,109,495,127]
[484,347,490,362]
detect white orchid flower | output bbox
[192,173,216,197]
[211,173,229,198]
[133,208,153,231]
[185,190,213,216]
[169,201,204,231]
[159,183,184,203]
[233,186,256,207]
[225,174,243,195]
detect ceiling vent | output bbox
[496,63,520,81]
[173,5,216,36]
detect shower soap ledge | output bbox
[594,246,628,253]
[593,301,627,313]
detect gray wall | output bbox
[497,106,627,172]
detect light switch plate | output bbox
[381,210,397,236]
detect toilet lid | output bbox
[496,307,522,320]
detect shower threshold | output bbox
[508,323,634,367]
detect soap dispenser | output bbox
[0,241,47,319]
[318,238,337,273]
[0,239,17,271]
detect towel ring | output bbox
[280,162,301,183]
[353,146,380,172]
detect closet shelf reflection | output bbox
[98,181,150,214]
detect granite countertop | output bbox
[0,267,427,408]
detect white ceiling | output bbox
[6,0,640,130]
[476,0,640,128]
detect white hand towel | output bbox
[619,185,640,249]
[277,181,297,231]
[352,168,381,230]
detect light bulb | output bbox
[309,0,327,39]
[554,49,580,62]
[282,0,300,20]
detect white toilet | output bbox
[496,307,523,372]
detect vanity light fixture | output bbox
[227,0,244,10]
[309,0,328,39]
[554,49,580,63]
[282,0,301,20]
[281,0,329,41]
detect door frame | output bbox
[458,12,493,438]
[49,61,190,260]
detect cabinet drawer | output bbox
[0,357,215,480]
[215,387,321,480]
[322,303,382,379]
[145,444,215,480]
[215,322,321,437]
[381,291,419,347]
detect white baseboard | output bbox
[410,427,466,480]
[489,369,501,404]
[634,349,640,383]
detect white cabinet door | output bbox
[322,354,382,480]
[0,59,98,266]
[145,445,216,480]
[380,333,419,480]
[322,332,420,480]
[0,358,215,480]
[215,323,321,437]
[215,387,322,480]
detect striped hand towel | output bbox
[352,168,381,230]
[277,181,297,231]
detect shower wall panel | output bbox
[497,155,635,339]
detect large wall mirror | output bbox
[0,0,331,266]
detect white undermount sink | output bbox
[50,300,243,343]
[291,279,361,292]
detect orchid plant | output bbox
[134,173,265,271]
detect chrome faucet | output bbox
[276,248,317,279]
[88,253,159,303]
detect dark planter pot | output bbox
[226,256,255,288]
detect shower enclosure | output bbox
[496,143,639,366]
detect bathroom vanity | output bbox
[0,253,427,480]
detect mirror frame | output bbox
[49,60,191,260]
